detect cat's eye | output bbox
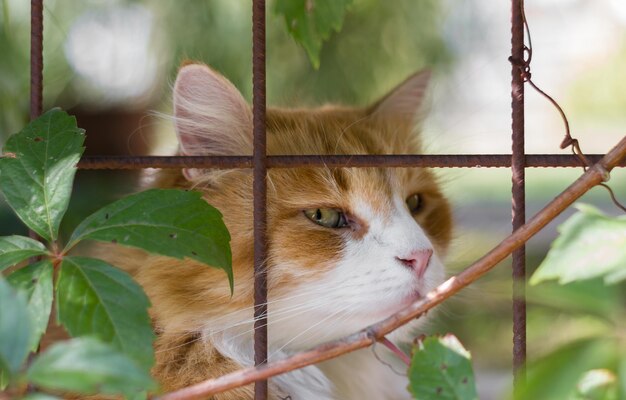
[406,193,423,214]
[303,208,349,228]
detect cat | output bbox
[104,62,453,400]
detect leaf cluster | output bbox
[274,0,353,69]
[522,205,626,399]
[0,109,232,398]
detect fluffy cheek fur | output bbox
[262,195,447,353]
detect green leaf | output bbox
[0,368,7,390]
[619,358,626,400]
[408,334,478,400]
[521,338,618,400]
[7,261,53,351]
[0,108,85,242]
[27,338,156,398]
[526,279,619,317]
[66,188,233,290]
[530,204,626,286]
[275,0,352,69]
[21,394,63,400]
[0,276,32,378]
[56,257,154,370]
[574,369,618,400]
[0,235,49,271]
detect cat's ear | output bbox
[173,63,252,180]
[367,70,430,122]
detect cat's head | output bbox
[166,63,452,349]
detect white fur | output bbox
[203,190,446,399]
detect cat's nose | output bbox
[396,249,433,278]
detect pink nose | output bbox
[396,249,433,278]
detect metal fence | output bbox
[27,0,626,399]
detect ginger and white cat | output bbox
[108,63,452,399]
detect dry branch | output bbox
[156,136,626,400]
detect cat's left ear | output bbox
[367,70,430,122]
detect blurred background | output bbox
[1,0,625,398]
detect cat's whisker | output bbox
[268,302,354,359]
[214,298,339,335]
[154,334,206,354]
[292,305,358,351]
[195,282,368,331]
[156,286,357,350]
[205,300,332,336]
[333,114,371,154]
[214,297,348,343]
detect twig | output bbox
[155,136,626,400]
[379,337,411,366]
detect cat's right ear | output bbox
[366,69,430,124]
[173,63,252,180]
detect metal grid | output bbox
[25,0,625,399]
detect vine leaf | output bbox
[408,334,478,400]
[526,278,619,318]
[574,369,618,400]
[27,338,156,398]
[65,188,233,290]
[275,0,352,69]
[530,204,626,286]
[0,235,49,271]
[7,261,53,351]
[56,257,154,370]
[0,108,84,242]
[521,338,617,400]
[0,276,32,380]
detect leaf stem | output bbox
[380,337,410,366]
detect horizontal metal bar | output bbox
[77,154,626,170]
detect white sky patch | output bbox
[608,0,626,25]
[64,5,158,102]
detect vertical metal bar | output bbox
[252,0,268,399]
[30,0,43,120]
[511,0,527,394]
[29,0,43,246]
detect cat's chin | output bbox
[371,289,424,320]
[399,290,425,312]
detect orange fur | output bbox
[94,64,453,399]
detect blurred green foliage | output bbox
[274,0,353,69]
[0,0,452,140]
[531,205,626,285]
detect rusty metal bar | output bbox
[28,0,44,247]
[76,154,626,170]
[30,0,43,120]
[511,0,527,392]
[252,0,268,399]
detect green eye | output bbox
[304,208,349,228]
[406,193,423,214]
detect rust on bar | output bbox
[30,0,43,120]
[28,0,44,249]
[252,0,268,399]
[155,136,626,400]
[511,0,527,390]
[76,154,626,170]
